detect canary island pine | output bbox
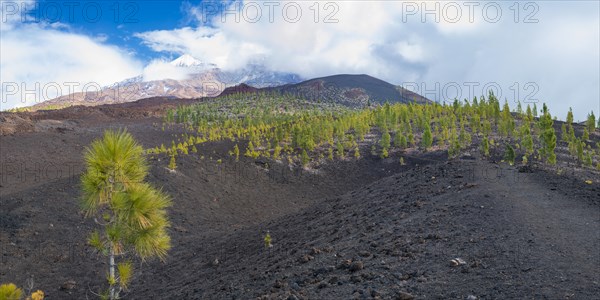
[80,129,171,300]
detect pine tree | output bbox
[482,119,492,136]
[520,124,534,155]
[584,148,593,166]
[480,136,490,157]
[583,127,590,141]
[458,124,471,148]
[537,104,557,164]
[168,154,177,170]
[301,150,310,166]
[81,130,171,300]
[470,114,480,135]
[380,148,389,159]
[233,144,240,161]
[448,129,461,158]
[336,142,345,158]
[576,140,584,162]
[561,123,569,142]
[406,122,415,146]
[504,144,515,166]
[273,145,282,160]
[398,134,408,148]
[587,111,596,132]
[393,132,404,148]
[489,91,501,125]
[526,105,533,122]
[500,100,514,137]
[380,129,391,150]
[421,122,433,150]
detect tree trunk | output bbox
[109,246,116,300]
[108,178,117,300]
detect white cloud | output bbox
[136,1,408,76]
[135,0,598,120]
[142,59,194,81]
[2,0,597,121]
[395,41,425,63]
[0,0,34,31]
[0,1,143,109]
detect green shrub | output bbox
[0,283,22,300]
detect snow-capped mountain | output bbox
[34,55,303,109]
[169,54,217,71]
[170,54,204,67]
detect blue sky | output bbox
[1,0,599,121]
[22,0,195,61]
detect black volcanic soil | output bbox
[1,100,599,299]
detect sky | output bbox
[0,0,598,121]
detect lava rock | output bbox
[350,261,364,272]
[396,291,415,300]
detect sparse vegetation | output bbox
[0,283,22,300]
[0,283,44,300]
[156,91,596,172]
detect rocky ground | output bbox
[0,99,598,299]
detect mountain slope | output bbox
[31,55,302,110]
[134,157,600,299]
[2,93,598,299]
[275,74,430,107]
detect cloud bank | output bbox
[1,1,598,121]
[136,1,599,121]
[1,1,143,108]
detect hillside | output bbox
[1,92,599,299]
[133,156,600,299]
[274,74,430,107]
[29,73,429,112]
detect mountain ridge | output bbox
[218,74,431,107]
[31,54,303,109]
[30,55,429,110]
